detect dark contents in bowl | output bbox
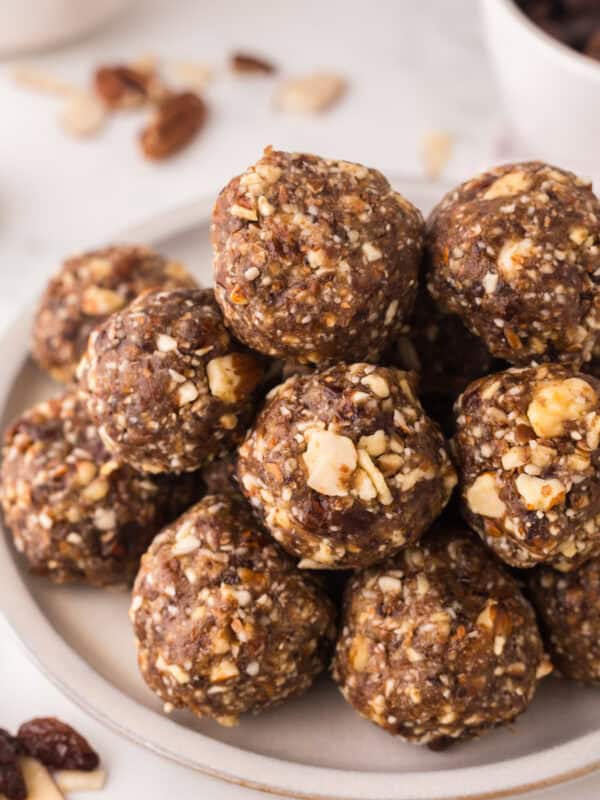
[515,0,600,61]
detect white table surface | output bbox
[1,1,600,797]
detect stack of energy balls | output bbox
[5,151,600,749]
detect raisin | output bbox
[17,717,99,771]
[0,729,20,764]
[0,761,26,800]
[0,731,25,800]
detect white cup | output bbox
[482,0,600,175]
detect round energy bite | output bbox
[130,493,336,726]
[32,245,197,383]
[237,363,457,569]
[454,363,600,570]
[528,559,600,683]
[212,147,424,364]
[78,288,265,474]
[427,161,600,366]
[332,528,551,745]
[0,391,197,586]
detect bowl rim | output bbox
[487,0,600,83]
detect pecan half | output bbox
[95,64,153,108]
[140,91,207,160]
[17,717,99,771]
[230,52,276,74]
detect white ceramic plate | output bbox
[3,177,600,800]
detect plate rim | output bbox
[3,178,600,800]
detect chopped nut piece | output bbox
[140,91,207,161]
[13,65,75,95]
[465,473,506,519]
[60,92,107,138]
[515,474,566,511]
[483,170,533,200]
[94,64,153,108]
[275,73,346,114]
[420,130,453,179]
[527,378,596,438]
[206,354,262,404]
[81,286,125,315]
[231,52,276,75]
[169,60,213,92]
[303,429,358,497]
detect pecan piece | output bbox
[140,91,207,160]
[18,717,99,771]
[95,64,153,108]
[230,51,276,74]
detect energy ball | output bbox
[332,528,551,746]
[528,559,600,683]
[78,288,265,474]
[130,493,336,726]
[427,161,600,366]
[0,391,198,586]
[212,147,424,364]
[32,245,197,383]
[454,363,600,570]
[237,363,457,569]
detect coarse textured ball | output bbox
[387,287,498,434]
[427,161,600,366]
[0,391,199,586]
[130,493,336,727]
[212,147,424,364]
[77,288,265,474]
[332,527,552,746]
[528,559,600,683]
[32,245,197,383]
[237,363,457,569]
[454,363,600,570]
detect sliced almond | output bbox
[357,449,392,505]
[54,768,106,793]
[18,757,63,800]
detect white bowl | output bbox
[482,0,600,174]
[0,0,134,56]
[4,186,600,800]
